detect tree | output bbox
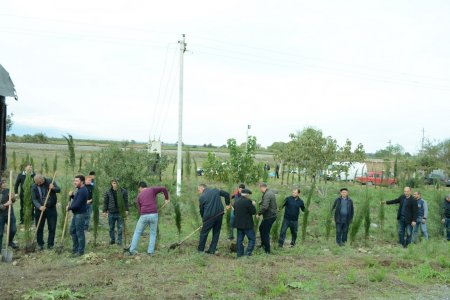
[6,113,13,132]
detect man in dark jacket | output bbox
[228,183,245,240]
[332,188,354,246]
[84,176,94,231]
[0,179,17,250]
[14,163,35,224]
[234,189,256,257]
[441,194,450,241]
[32,174,60,250]
[257,183,277,254]
[384,186,418,248]
[103,179,129,246]
[278,188,305,248]
[68,175,89,256]
[197,184,230,254]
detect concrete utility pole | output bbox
[176,34,187,197]
[246,124,251,153]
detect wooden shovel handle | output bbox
[5,171,13,247]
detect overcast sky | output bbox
[1,0,449,153]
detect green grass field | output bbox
[1,143,449,299]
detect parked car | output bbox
[425,173,450,186]
[196,168,204,176]
[356,171,396,186]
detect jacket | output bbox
[31,179,60,210]
[386,195,418,224]
[442,199,450,218]
[14,171,35,196]
[233,196,256,230]
[332,197,354,224]
[103,188,129,213]
[0,188,15,216]
[282,196,305,221]
[69,185,88,214]
[417,198,428,219]
[137,187,169,215]
[258,189,277,219]
[199,188,230,221]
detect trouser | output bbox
[228,210,235,239]
[444,217,450,241]
[130,213,158,254]
[0,213,17,250]
[336,222,349,245]
[108,212,123,244]
[84,204,93,230]
[70,213,86,254]
[34,207,57,247]
[259,217,276,254]
[198,214,223,253]
[412,217,429,242]
[236,228,256,257]
[398,219,413,248]
[19,194,34,224]
[279,218,298,247]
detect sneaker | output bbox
[9,242,19,249]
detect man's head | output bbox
[34,174,45,186]
[111,179,118,190]
[85,176,92,185]
[446,194,450,202]
[238,183,245,193]
[292,188,301,198]
[259,182,268,193]
[74,175,85,188]
[340,188,349,198]
[138,181,147,193]
[1,179,6,189]
[241,189,252,198]
[413,191,421,200]
[89,171,96,180]
[24,163,33,172]
[198,184,207,194]
[403,187,411,197]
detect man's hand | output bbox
[442,218,446,224]
[39,206,46,212]
[87,199,93,205]
[255,214,260,219]
[3,199,12,207]
[126,211,129,217]
[66,204,70,212]
[165,199,170,204]
[411,221,416,227]
[252,201,256,206]
[422,219,426,224]
[49,184,55,190]
[68,191,74,197]
[226,205,231,210]
[102,212,107,217]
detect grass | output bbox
[2,143,450,299]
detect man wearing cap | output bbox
[383,187,417,248]
[233,189,257,257]
[228,183,245,240]
[331,188,354,246]
[442,194,450,241]
[197,184,230,254]
[278,188,305,248]
[257,183,277,254]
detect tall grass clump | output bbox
[52,153,58,173]
[378,187,385,240]
[172,197,182,240]
[92,180,100,246]
[12,151,17,171]
[23,171,33,246]
[324,198,334,240]
[116,183,128,247]
[301,180,316,242]
[271,194,284,246]
[185,149,192,179]
[350,187,370,244]
[63,134,76,175]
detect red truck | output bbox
[356,171,396,186]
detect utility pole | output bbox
[245,124,250,153]
[421,128,425,152]
[176,34,187,197]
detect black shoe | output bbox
[110,240,115,245]
[9,243,19,249]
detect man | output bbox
[412,191,429,242]
[233,189,256,257]
[129,182,169,256]
[197,184,230,254]
[331,188,354,246]
[0,179,17,250]
[275,163,280,179]
[442,194,450,241]
[31,174,60,250]
[14,163,35,224]
[228,183,245,240]
[279,188,305,248]
[383,187,418,248]
[68,175,89,256]
[83,176,94,231]
[103,179,129,246]
[257,183,277,254]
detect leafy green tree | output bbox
[63,134,76,175]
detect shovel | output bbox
[55,200,71,254]
[1,171,14,263]
[25,172,57,252]
[168,210,225,251]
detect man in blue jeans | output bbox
[103,179,129,246]
[412,191,429,242]
[233,189,256,257]
[68,175,88,256]
[442,194,450,241]
[278,188,305,248]
[197,184,230,254]
[129,182,169,256]
[384,187,418,248]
